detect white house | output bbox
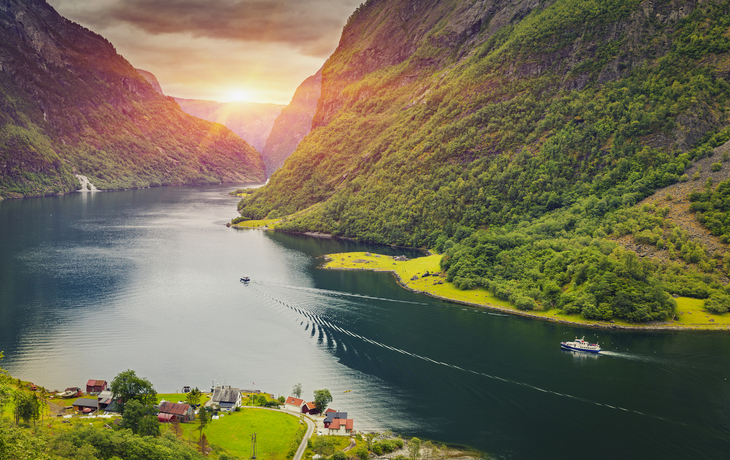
[284,396,305,412]
[211,386,242,411]
[327,418,354,436]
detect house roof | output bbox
[325,408,336,414]
[86,379,106,387]
[324,411,347,423]
[285,396,305,406]
[303,401,317,411]
[158,413,175,422]
[159,401,190,416]
[72,398,98,408]
[212,387,240,404]
[329,418,353,430]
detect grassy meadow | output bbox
[322,252,730,330]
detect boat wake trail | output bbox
[249,285,730,441]
[252,280,430,305]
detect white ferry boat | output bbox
[560,336,601,353]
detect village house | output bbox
[86,379,107,394]
[284,396,305,412]
[211,386,242,411]
[97,390,114,410]
[72,398,98,413]
[158,401,195,422]
[327,417,354,436]
[323,411,348,428]
[302,401,321,415]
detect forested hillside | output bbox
[240,0,730,322]
[0,0,265,199]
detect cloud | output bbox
[52,0,360,57]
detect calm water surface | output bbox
[1,185,729,459]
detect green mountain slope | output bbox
[240,0,730,322]
[0,0,265,199]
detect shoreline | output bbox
[320,253,730,332]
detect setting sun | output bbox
[226,89,252,102]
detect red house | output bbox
[302,401,320,415]
[86,379,107,394]
[158,401,195,422]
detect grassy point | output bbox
[322,251,730,331]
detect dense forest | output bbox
[0,0,265,199]
[239,0,730,322]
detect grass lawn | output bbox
[177,408,301,459]
[322,251,730,330]
[156,392,211,406]
[232,218,281,229]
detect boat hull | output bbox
[561,343,601,353]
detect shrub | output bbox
[712,162,722,172]
[704,293,730,314]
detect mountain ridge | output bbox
[0,0,265,199]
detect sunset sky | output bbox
[47,0,361,105]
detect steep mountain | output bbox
[0,0,265,199]
[240,0,730,322]
[261,68,322,176]
[174,98,284,153]
[136,69,164,95]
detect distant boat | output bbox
[343,390,352,393]
[240,277,250,282]
[560,337,601,353]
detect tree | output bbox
[185,387,202,406]
[408,438,421,460]
[198,403,209,442]
[292,383,302,398]
[110,369,157,415]
[313,389,332,413]
[13,391,41,426]
[120,400,159,436]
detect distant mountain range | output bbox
[0,0,265,199]
[173,98,284,154]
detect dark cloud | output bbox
[63,0,360,57]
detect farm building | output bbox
[284,396,305,412]
[211,386,242,411]
[86,379,107,394]
[158,401,195,422]
[72,398,98,413]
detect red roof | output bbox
[86,379,106,387]
[158,413,175,423]
[285,396,304,406]
[303,401,317,411]
[159,401,190,416]
[325,408,336,414]
[329,419,354,430]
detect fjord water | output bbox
[1,186,729,459]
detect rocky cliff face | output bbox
[174,98,284,154]
[261,67,322,176]
[0,0,265,198]
[136,69,164,95]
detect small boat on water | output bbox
[240,277,250,282]
[560,337,601,353]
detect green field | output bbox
[177,408,302,459]
[323,252,730,330]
